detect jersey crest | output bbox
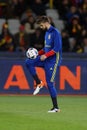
[48,34,51,39]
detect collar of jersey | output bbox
[47,26,53,32]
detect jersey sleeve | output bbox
[38,49,45,55]
[45,50,55,57]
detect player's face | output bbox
[39,23,47,30]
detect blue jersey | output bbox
[43,26,62,66]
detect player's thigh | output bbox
[44,63,54,80]
[25,56,44,67]
[45,62,58,82]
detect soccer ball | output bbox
[26,48,38,59]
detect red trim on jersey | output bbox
[45,50,55,58]
[38,50,45,55]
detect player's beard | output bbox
[41,26,47,31]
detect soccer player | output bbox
[25,16,62,113]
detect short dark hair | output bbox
[36,15,50,24]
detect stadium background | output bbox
[0,1,87,130]
[0,0,87,95]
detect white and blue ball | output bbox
[26,48,38,59]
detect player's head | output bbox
[36,15,51,30]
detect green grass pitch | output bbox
[0,95,87,130]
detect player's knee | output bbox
[25,59,32,65]
[47,81,53,88]
[25,59,35,69]
[25,59,31,68]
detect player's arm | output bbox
[38,49,45,55]
[40,50,55,61]
[44,50,55,57]
[39,49,55,57]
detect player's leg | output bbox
[25,56,44,92]
[25,56,43,80]
[44,62,60,112]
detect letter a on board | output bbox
[4,65,30,90]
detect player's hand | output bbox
[40,55,47,61]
